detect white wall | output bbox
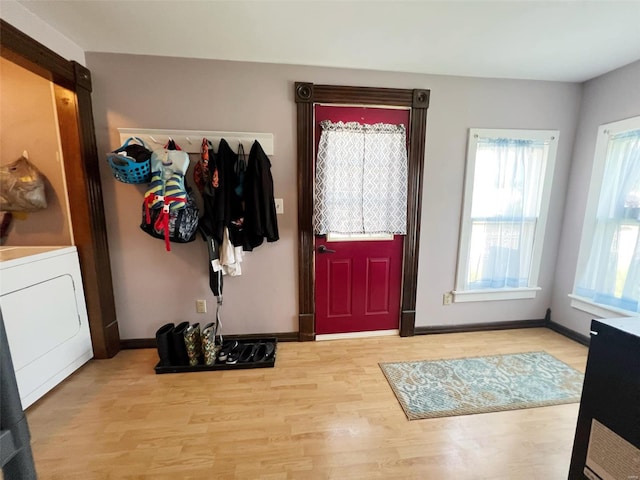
[86,52,582,339]
[550,60,640,337]
[0,0,85,65]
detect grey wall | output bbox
[86,52,583,339]
[550,60,640,336]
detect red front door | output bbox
[315,236,404,334]
[314,105,409,335]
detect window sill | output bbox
[568,294,639,318]
[452,287,540,303]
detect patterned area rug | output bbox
[379,351,584,420]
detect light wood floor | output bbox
[24,328,588,479]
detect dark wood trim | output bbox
[295,82,430,340]
[412,89,430,109]
[400,100,429,337]
[546,321,590,347]
[0,20,75,88]
[415,319,546,335]
[121,332,299,350]
[73,61,92,92]
[73,81,120,358]
[124,323,591,348]
[415,318,591,347]
[298,314,315,342]
[296,84,316,342]
[120,339,157,350]
[1,20,120,358]
[400,311,416,337]
[312,85,414,106]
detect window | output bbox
[454,128,559,302]
[571,116,640,317]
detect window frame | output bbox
[453,128,559,303]
[570,115,640,318]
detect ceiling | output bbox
[17,0,640,82]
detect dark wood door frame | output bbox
[295,82,430,341]
[1,20,120,358]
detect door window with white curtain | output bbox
[571,116,640,317]
[314,120,408,235]
[454,128,559,302]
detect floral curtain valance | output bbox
[313,120,408,235]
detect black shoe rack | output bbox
[154,337,277,374]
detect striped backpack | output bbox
[140,140,199,251]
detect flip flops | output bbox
[218,340,239,363]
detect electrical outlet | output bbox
[196,299,207,313]
[274,198,284,215]
[443,292,453,305]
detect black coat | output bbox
[209,139,242,244]
[198,139,241,295]
[244,140,279,250]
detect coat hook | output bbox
[185,136,192,144]
[149,135,160,144]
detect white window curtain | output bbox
[466,138,545,289]
[314,120,407,235]
[575,129,640,313]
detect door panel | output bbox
[314,105,409,335]
[366,258,391,314]
[315,236,403,334]
[328,259,352,316]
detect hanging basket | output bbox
[107,137,152,184]
[107,154,151,184]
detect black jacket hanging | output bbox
[210,139,242,244]
[228,144,247,249]
[244,140,279,250]
[197,138,247,295]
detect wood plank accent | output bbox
[295,82,430,340]
[26,329,588,478]
[0,20,120,358]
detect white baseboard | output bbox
[315,329,399,341]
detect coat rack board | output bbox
[117,128,274,156]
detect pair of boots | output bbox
[156,322,220,367]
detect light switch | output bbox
[196,299,207,313]
[275,198,284,214]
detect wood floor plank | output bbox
[23,328,587,479]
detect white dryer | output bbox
[0,246,93,408]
